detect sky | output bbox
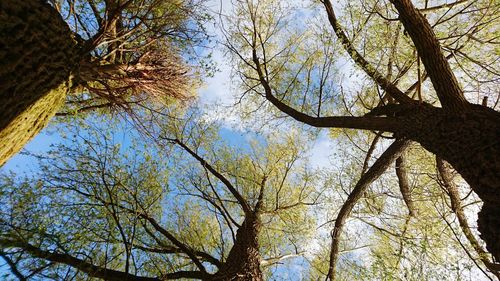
[0,0,495,280]
[0,0,336,278]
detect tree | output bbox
[225,0,500,271]
[0,0,207,166]
[305,132,499,279]
[0,116,318,280]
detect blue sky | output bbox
[0,0,339,277]
[2,0,494,279]
[2,131,59,174]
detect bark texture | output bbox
[209,214,263,281]
[389,0,468,112]
[382,0,500,262]
[389,103,500,260]
[0,0,78,166]
[396,153,416,216]
[263,0,500,267]
[437,158,500,277]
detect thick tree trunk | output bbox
[0,0,79,166]
[209,214,263,281]
[393,103,500,260]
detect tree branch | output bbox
[132,244,222,268]
[137,213,208,274]
[260,252,304,267]
[163,270,210,279]
[0,252,27,281]
[56,102,115,116]
[326,139,411,280]
[321,0,415,105]
[252,49,401,132]
[418,0,468,12]
[361,133,381,175]
[168,138,253,215]
[395,152,416,216]
[0,238,161,281]
[436,158,500,278]
[389,0,469,112]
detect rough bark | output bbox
[389,0,468,112]
[478,203,500,264]
[0,0,79,166]
[390,105,499,202]
[209,214,263,281]
[386,103,500,260]
[258,70,500,262]
[250,0,500,267]
[383,2,499,257]
[437,158,500,278]
[171,138,264,280]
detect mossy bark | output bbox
[0,0,79,166]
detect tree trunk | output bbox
[0,0,79,166]
[209,214,263,281]
[394,103,500,260]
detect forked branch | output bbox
[326,139,411,280]
[251,46,401,132]
[0,238,208,280]
[389,0,469,112]
[321,0,415,105]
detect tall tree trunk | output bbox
[0,0,79,166]
[209,214,263,280]
[393,103,500,260]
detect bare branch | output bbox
[0,252,27,281]
[419,0,469,13]
[136,213,208,274]
[251,47,401,132]
[260,252,304,267]
[167,138,253,215]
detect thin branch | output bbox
[167,138,253,214]
[252,48,401,132]
[56,102,115,116]
[361,133,381,175]
[131,244,222,268]
[0,238,163,281]
[260,252,304,267]
[0,252,27,281]
[137,213,208,274]
[419,0,468,12]
[321,0,415,105]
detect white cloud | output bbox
[308,131,335,169]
